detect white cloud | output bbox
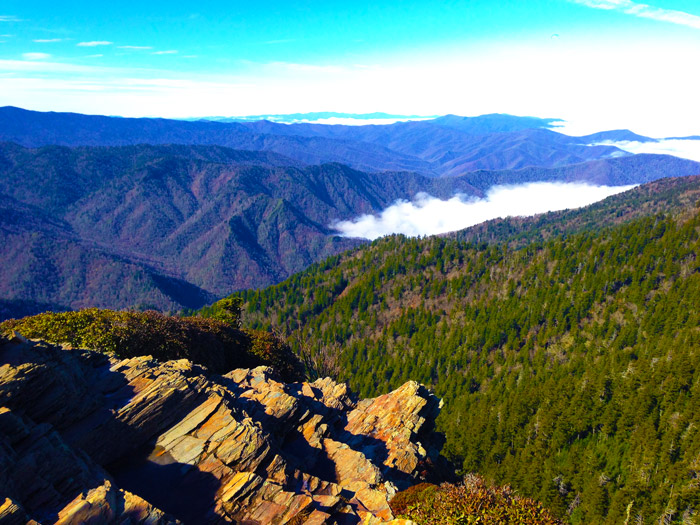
[333,183,636,240]
[0,15,22,22]
[152,50,178,55]
[77,41,112,47]
[33,38,62,43]
[571,0,700,30]
[22,52,51,60]
[594,139,700,162]
[118,45,152,50]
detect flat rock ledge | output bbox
[0,333,443,524]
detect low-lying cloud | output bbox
[596,139,700,162]
[333,182,636,240]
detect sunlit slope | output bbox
[223,176,700,524]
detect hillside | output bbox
[5,141,697,320]
[219,176,700,524]
[1,143,465,317]
[449,175,700,247]
[455,154,700,190]
[1,107,632,177]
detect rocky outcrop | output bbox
[0,333,445,524]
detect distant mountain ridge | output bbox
[0,106,634,177]
[430,113,563,133]
[576,129,657,143]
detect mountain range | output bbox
[1,130,699,318]
[2,107,700,318]
[0,106,644,177]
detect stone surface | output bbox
[0,333,446,523]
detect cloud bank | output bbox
[333,182,636,240]
[595,139,700,162]
[571,0,700,30]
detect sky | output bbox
[1,1,700,136]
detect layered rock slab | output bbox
[0,334,444,523]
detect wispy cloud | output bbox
[33,38,62,43]
[333,183,636,240]
[594,139,700,162]
[0,15,23,22]
[571,0,700,30]
[118,45,152,50]
[152,50,178,55]
[85,54,103,58]
[77,41,113,47]
[22,52,51,60]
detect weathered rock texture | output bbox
[0,333,443,524]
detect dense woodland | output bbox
[199,177,700,524]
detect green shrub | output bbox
[1,308,304,381]
[388,483,439,516]
[391,475,561,524]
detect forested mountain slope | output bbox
[219,176,700,524]
[455,153,700,190]
[450,175,700,246]
[0,193,217,316]
[5,140,697,319]
[0,142,480,317]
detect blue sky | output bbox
[1,1,700,135]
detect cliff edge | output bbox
[0,333,445,524]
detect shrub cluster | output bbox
[390,475,561,524]
[0,308,304,381]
